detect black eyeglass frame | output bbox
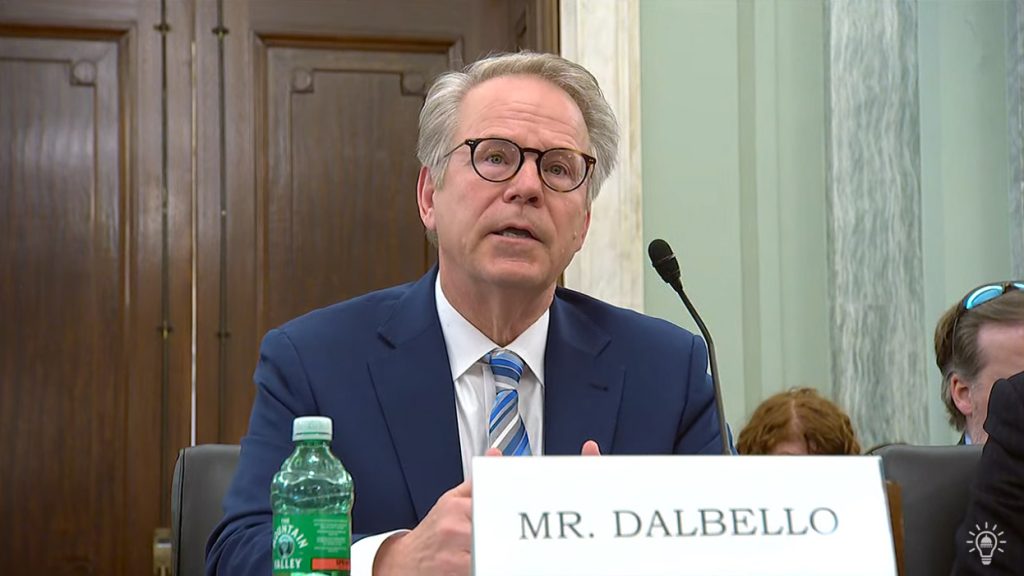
[444,137,597,193]
[948,280,1024,362]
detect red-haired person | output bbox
[737,388,861,455]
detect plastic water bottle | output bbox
[271,416,353,575]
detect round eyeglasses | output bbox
[445,137,596,193]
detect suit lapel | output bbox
[543,291,624,455]
[369,269,463,521]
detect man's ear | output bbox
[951,373,973,416]
[574,206,591,250]
[417,166,437,232]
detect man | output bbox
[206,52,723,576]
[953,371,1024,574]
[933,282,1024,445]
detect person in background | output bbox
[953,370,1024,575]
[933,281,1024,445]
[736,387,861,455]
[206,51,725,576]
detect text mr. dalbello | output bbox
[518,507,840,541]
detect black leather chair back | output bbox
[873,444,982,576]
[171,444,241,576]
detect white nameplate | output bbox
[472,456,895,576]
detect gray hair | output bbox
[417,51,620,204]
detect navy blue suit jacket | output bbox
[206,268,723,575]
[954,371,1024,575]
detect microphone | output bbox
[648,239,730,455]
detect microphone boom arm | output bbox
[666,276,729,455]
[648,237,730,455]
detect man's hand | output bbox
[373,442,600,575]
[492,442,601,456]
[373,480,472,576]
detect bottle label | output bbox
[273,513,351,575]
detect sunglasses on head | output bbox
[950,281,1024,360]
[958,281,1024,313]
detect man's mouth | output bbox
[495,227,536,240]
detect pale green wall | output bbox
[639,0,1015,445]
[639,0,831,434]
[919,0,1013,443]
[640,0,748,429]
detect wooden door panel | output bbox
[0,2,194,575]
[0,34,126,576]
[193,0,559,455]
[195,0,533,444]
[0,0,559,573]
[263,47,447,329]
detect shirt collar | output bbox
[434,275,548,385]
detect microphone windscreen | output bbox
[647,238,680,284]
[648,238,673,265]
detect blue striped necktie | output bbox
[486,348,532,456]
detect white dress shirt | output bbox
[351,276,548,574]
[436,276,548,477]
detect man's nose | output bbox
[503,156,544,205]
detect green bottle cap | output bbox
[293,416,332,441]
